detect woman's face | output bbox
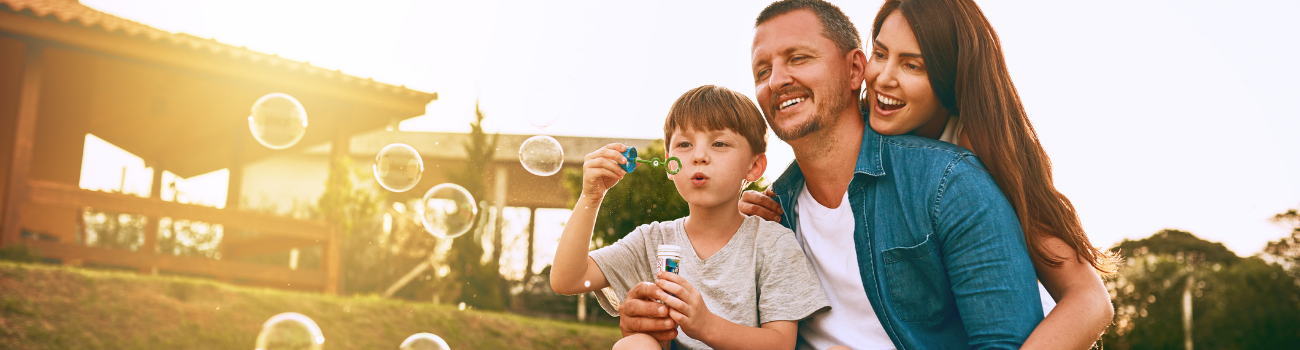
[865,9,950,138]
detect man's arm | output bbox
[936,159,1044,349]
[619,282,679,342]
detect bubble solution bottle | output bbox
[657,245,681,275]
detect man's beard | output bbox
[765,82,855,142]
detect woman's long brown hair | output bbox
[869,0,1117,273]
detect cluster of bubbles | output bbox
[255,313,450,350]
[246,93,572,240]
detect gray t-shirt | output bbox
[591,215,831,350]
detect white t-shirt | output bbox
[795,186,896,350]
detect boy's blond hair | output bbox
[663,85,768,155]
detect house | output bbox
[0,0,436,293]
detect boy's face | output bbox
[667,127,766,209]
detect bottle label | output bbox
[659,257,680,274]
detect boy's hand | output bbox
[654,271,717,338]
[581,143,630,201]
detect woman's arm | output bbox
[1021,236,1115,350]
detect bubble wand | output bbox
[620,147,682,175]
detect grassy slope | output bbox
[0,262,619,349]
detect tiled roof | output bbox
[0,0,435,102]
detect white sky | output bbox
[79,0,1300,256]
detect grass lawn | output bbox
[0,261,620,349]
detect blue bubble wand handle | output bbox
[620,147,682,175]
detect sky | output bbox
[78,0,1300,257]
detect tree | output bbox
[1264,207,1299,274]
[316,156,388,294]
[441,101,505,311]
[1102,229,1300,349]
[562,140,689,249]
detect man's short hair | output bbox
[756,0,862,55]
[663,85,768,155]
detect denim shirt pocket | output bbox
[881,234,952,323]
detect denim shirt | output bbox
[770,126,1043,349]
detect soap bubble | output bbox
[524,94,560,129]
[527,110,559,129]
[248,93,308,150]
[255,312,324,350]
[374,143,424,192]
[518,135,563,176]
[399,333,451,350]
[420,183,477,239]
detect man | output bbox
[614,1,1043,348]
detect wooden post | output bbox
[140,158,163,270]
[323,116,350,295]
[225,127,245,210]
[1,43,42,247]
[1183,274,1194,350]
[523,207,536,285]
[491,166,507,268]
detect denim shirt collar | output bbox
[770,123,885,226]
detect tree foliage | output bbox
[442,101,505,311]
[1265,207,1300,274]
[563,140,689,249]
[1102,229,1300,349]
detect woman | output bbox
[746,0,1115,348]
[864,0,1115,348]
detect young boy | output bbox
[550,85,829,350]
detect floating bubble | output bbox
[399,333,451,350]
[524,94,560,129]
[374,143,424,192]
[248,93,309,150]
[255,312,324,350]
[518,135,563,176]
[420,183,477,239]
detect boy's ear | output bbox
[746,153,768,182]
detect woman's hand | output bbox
[739,189,783,222]
[654,271,718,338]
[581,143,629,201]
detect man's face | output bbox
[751,10,861,142]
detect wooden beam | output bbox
[323,226,340,295]
[220,235,316,259]
[28,240,324,288]
[26,180,330,241]
[1,42,41,247]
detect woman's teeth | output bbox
[877,94,905,111]
[780,97,805,110]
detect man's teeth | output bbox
[877,94,904,106]
[780,97,805,109]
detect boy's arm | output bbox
[550,144,629,295]
[937,159,1043,349]
[654,272,798,350]
[551,195,611,295]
